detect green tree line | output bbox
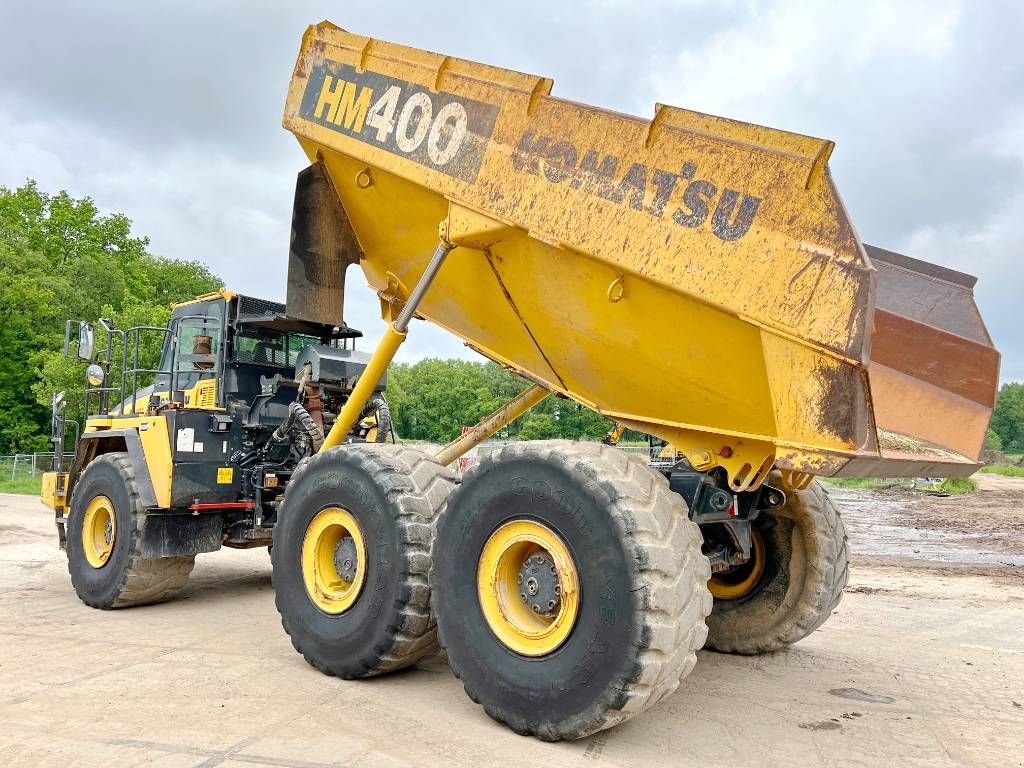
[385,359,619,443]
[0,181,221,452]
[989,383,1024,454]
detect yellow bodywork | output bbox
[76,415,175,508]
[282,23,997,487]
[170,287,236,310]
[40,471,68,513]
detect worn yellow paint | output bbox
[477,520,579,657]
[40,471,67,513]
[281,23,991,484]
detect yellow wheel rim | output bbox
[82,495,116,568]
[709,527,766,600]
[477,520,579,657]
[301,507,367,614]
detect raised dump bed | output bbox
[281,22,998,489]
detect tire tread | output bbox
[435,440,712,740]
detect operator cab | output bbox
[152,289,362,418]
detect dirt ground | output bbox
[1,478,1022,768]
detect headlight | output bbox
[86,364,105,387]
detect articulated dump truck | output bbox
[266,22,999,740]
[266,22,999,741]
[42,20,998,742]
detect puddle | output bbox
[829,688,896,704]
[831,488,1024,567]
[800,720,841,731]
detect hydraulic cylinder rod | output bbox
[320,240,453,450]
[434,384,550,466]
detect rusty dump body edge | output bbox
[281,22,999,487]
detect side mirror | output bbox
[77,322,95,360]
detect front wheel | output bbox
[705,475,848,654]
[66,453,194,609]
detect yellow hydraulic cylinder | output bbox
[321,324,406,450]
[434,384,549,466]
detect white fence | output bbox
[0,452,73,481]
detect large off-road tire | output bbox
[66,453,194,609]
[272,445,455,678]
[433,441,712,741]
[705,474,848,654]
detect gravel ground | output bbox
[1,483,1022,767]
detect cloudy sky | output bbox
[1,1,1020,380]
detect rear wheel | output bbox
[433,441,711,740]
[705,475,848,654]
[66,453,194,609]
[272,445,454,677]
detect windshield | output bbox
[234,326,319,368]
[150,298,226,398]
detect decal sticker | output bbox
[511,132,762,242]
[176,428,194,453]
[299,61,500,183]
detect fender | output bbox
[70,429,159,509]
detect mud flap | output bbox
[139,513,223,558]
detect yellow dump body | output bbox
[282,22,999,489]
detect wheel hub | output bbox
[301,507,367,615]
[708,526,766,601]
[333,535,358,583]
[81,495,116,568]
[477,520,580,657]
[518,552,560,615]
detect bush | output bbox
[936,477,977,495]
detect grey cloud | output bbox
[0,0,1019,379]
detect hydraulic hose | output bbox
[273,402,325,451]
